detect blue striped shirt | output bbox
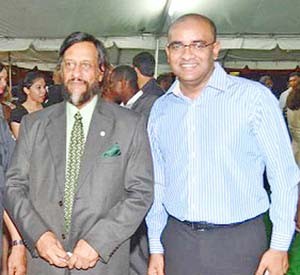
[146,62,300,254]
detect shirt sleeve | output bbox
[250,86,300,251]
[146,107,168,254]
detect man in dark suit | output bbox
[109,65,158,275]
[109,65,159,118]
[132,52,165,97]
[5,32,153,275]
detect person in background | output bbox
[109,65,158,275]
[132,52,164,97]
[279,72,300,111]
[0,64,15,122]
[9,71,46,139]
[109,65,159,118]
[0,117,26,275]
[146,13,299,275]
[156,73,176,92]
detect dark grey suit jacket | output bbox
[5,98,153,275]
[0,117,14,255]
[131,93,159,118]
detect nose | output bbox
[181,45,195,58]
[71,63,83,78]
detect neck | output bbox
[23,100,43,113]
[138,76,151,90]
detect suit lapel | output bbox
[45,102,67,194]
[76,99,114,193]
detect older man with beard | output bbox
[4,32,153,275]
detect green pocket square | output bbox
[102,143,121,157]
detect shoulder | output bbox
[10,105,28,122]
[100,100,142,123]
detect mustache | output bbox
[67,78,88,85]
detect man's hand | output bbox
[67,239,99,270]
[36,231,68,267]
[255,249,289,275]
[148,253,164,275]
[8,245,27,275]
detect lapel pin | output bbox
[100,131,106,137]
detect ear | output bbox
[23,87,30,95]
[212,41,221,60]
[98,70,104,82]
[165,46,170,64]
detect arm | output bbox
[83,116,154,263]
[4,211,26,275]
[10,122,20,139]
[251,87,299,274]
[4,117,67,267]
[146,106,168,275]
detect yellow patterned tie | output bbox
[64,112,84,232]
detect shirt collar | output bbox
[67,95,98,122]
[125,90,143,108]
[168,62,228,99]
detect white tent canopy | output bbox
[0,0,300,71]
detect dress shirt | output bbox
[146,62,300,253]
[279,87,292,110]
[66,95,98,159]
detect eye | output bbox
[169,42,183,50]
[192,41,206,49]
[64,60,75,70]
[81,62,92,71]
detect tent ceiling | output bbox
[0,0,300,70]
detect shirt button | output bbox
[61,234,66,240]
[58,200,63,207]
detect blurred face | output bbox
[24,78,46,103]
[289,76,300,90]
[61,41,103,107]
[108,73,124,103]
[166,17,220,96]
[0,68,8,95]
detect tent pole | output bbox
[154,39,160,78]
[8,52,12,96]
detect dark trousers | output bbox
[129,221,149,275]
[162,215,267,275]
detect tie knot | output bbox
[74,112,82,121]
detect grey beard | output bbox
[63,82,101,107]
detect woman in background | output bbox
[10,71,46,139]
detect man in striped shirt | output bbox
[146,13,300,275]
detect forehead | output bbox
[289,76,299,81]
[31,78,45,86]
[63,41,98,61]
[169,18,214,42]
[0,68,7,77]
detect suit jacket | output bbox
[131,93,159,118]
[5,98,154,275]
[0,117,14,255]
[142,78,164,97]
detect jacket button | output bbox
[61,234,66,240]
[58,200,63,207]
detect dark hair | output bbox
[111,65,138,90]
[168,13,217,41]
[22,71,45,89]
[132,52,155,77]
[16,70,46,104]
[289,72,300,78]
[286,83,300,110]
[59,32,108,73]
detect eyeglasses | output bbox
[63,60,96,72]
[167,40,215,53]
